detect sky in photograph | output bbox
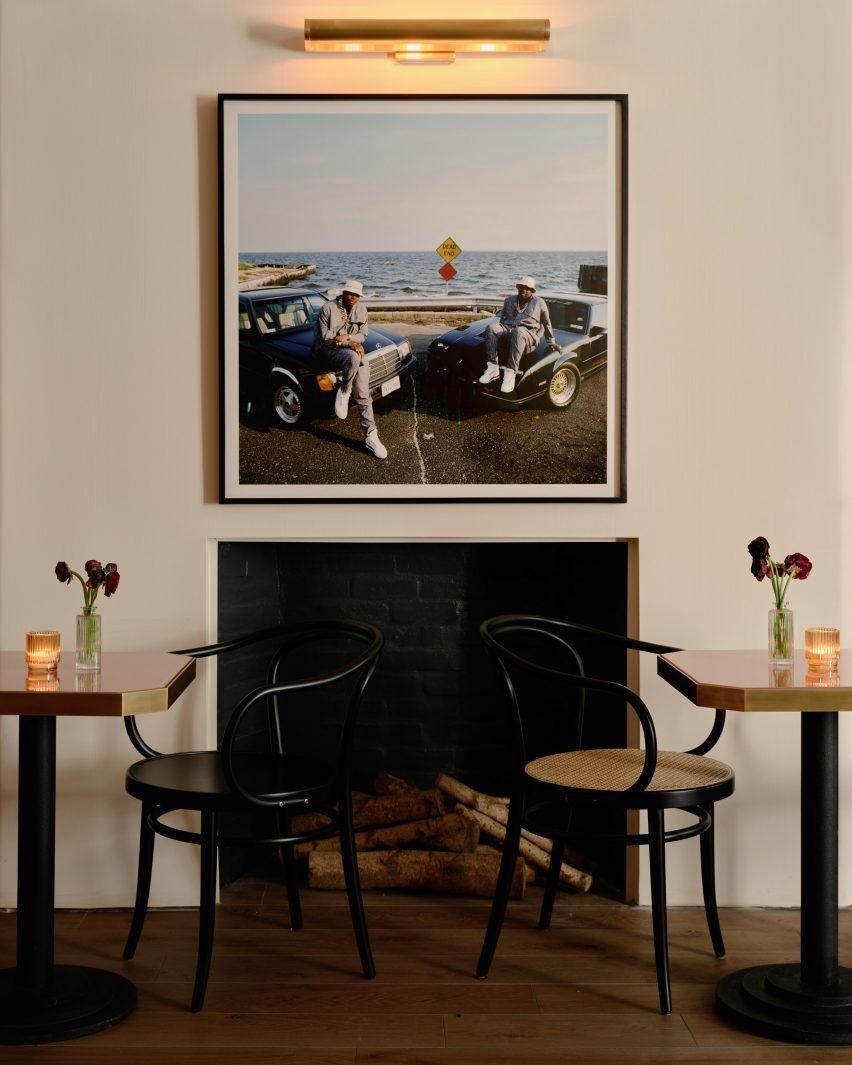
[238,111,609,252]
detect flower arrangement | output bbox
[746,537,812,608]
[55,560,120,669]
[747,537,811,662]
[55,559,120,613]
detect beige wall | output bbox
[1,0,850,907]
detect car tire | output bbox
[269,377,308,428]
[546,363,581,409]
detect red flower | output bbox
[785,553,812,580]
[55,558,121,611]
[748,536,812,608]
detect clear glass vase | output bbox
[76,609,101,670]
[768,605,793,665]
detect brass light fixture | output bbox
[304,18,550,62]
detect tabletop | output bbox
[0,651,196,716]
[658,649,852,712]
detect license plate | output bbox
[381,375,400,397]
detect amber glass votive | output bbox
[805,627,840,674]
[25,630,61,673]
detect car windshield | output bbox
[246,297,315,336]
[547,301,591,334]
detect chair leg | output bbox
[538,838,565,931]
[339,792,375,979]
[123,802,156,960]
[699,803,725,958]
[191,809,218,1013]
[647,808,672,1015]
[280,841,303,932]
[476,798,523,978]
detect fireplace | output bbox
[216,539,634,895]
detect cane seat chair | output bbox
[476,615,734,1015]
[122,620,383,1012]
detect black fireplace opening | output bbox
[217,540,630,896]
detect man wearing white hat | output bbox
[314,279,387,459]
[478,276,559,394]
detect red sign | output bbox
[438,262,457,282]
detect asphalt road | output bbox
[238,325,608,490]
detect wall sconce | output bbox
[304,19,550,63]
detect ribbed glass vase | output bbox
[76,609,102,670]
[768,606,793,666]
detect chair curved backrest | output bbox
[481,614,726,788]
[124,620,383,778]
[218,620,382,808]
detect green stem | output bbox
[70,569,98,613]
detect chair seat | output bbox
[127,751,335,810]
[526,748,733,801]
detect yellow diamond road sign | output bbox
[436,237,462,264]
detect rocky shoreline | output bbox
[238,263,316,290]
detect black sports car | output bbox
[239,288,417,428]
[428,294,607,410]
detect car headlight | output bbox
[397,339,412,358]
[315,372,337,392]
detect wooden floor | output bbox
[3,868,852,1064]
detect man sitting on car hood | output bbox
[313,279,387,460]
[478,276,559,394]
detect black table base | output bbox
[716,711,852,1044]
[717,963,852,1044]
[0,965,136,1044]
[0,716,137,1044]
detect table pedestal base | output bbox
[0,964,137,1044]
[717,963,852,1044]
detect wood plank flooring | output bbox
[2,866,852,1064]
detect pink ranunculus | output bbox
[55,561,72,584]
[104,569,120,597]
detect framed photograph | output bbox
[219,94,626,503]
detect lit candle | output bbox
[25,631,61,674]
[805,627,840,674]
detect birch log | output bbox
[372,771,412,795]
[294,810,479,859]
[436,773,592,872]
[308,848,528,898]
[436,772,509,810]
[456,806,592,892]
[353,788,446,827]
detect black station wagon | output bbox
[428,294,607,411]
[239,288,417,428]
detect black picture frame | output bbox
[219,94,627,503]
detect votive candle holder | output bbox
[805,627,840,674]
[25,631,61,674]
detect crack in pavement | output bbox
[409,375,429,484]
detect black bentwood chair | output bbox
[476,615,734,1015]
[122,620,383,1012]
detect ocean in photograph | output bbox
[238,250,606,300]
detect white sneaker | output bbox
[334,386,351,420]
[365,430,388,459]
[478,363,501,385]
[500,369,516,393]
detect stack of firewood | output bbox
[292,771,592,899]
